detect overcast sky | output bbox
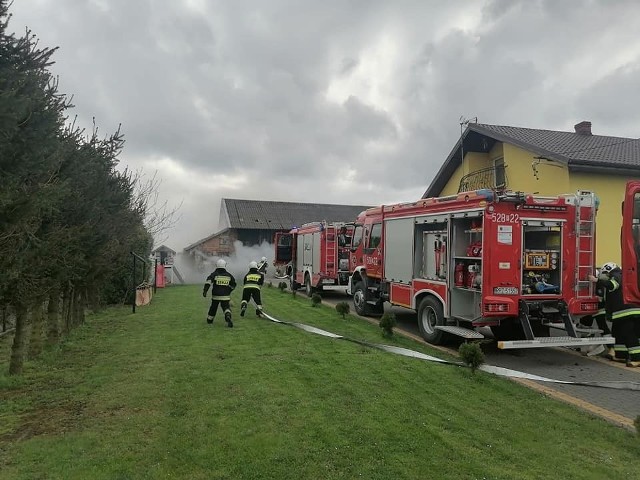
[10,0,640,250]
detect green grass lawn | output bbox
[1,284,639,479]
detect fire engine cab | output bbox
[348,188,611,349]
[274,221,356,297]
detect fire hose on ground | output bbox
[255,307,640,392]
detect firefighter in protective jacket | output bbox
[257,256,268,275]
[579,268,610,335]
[241,261,264,317]
[203,258,237,327]
[590,262,640,366]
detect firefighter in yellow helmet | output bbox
[590,262,640,367]
[203,258,237,327]
[240,261,264,317]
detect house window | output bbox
[494,158,506,188]
[220,237,228,245]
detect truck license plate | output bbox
[493,287,518,295]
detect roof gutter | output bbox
[568,163,640,177]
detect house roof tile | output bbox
[472,123,640,167]
[424,122,640,198]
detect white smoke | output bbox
[170,252,205,285]
[172,240,274,285]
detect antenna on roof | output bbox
[458,116,478,174]
[459,116,478,126]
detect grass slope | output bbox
[1,285,639,479]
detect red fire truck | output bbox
[347,188,610,349]
[622,181,640,305]
[274,221,356,296]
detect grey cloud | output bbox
[10,0,640,248]
[339,57,359,75]
[481,0,522,21]
[576,64,640,133]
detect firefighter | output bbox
[257,256,268,276]
[338,226,348,247]
[578,268,611,335]
[240,261,264,317]
[589,262,640,367]
[578,268,610,356]
[203,258,237,327]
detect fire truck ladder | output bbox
[325,225,337,275]
[574,191,597,299]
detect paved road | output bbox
[299,286,640,429]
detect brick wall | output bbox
[198,230,238,256]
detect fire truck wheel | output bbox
[417,296,445,344]
[305,275,313,297]
[352,281,371,316]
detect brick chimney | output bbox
[574,121,592,135]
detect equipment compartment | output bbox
[520,223,562,295]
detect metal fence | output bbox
[458,165,508,193]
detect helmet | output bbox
[601,262,618,273]
[216,258,227,269]
[249,261,258,269]
[261,256,267,262]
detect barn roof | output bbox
[183,199,372,251]
[221,198,371,230]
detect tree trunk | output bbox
[28,300,45,359]
[1,305,6,332]
[79,289,86,325]
[61,285,72,336]
[9,305,29,375]
[70,288,79,328]
[47,287,60,346]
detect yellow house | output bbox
[423,121,640,265]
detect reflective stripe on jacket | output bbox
[243,269,264,290]
[596,270,630,316]
[611,308,640,321]
[205,268,237,300]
